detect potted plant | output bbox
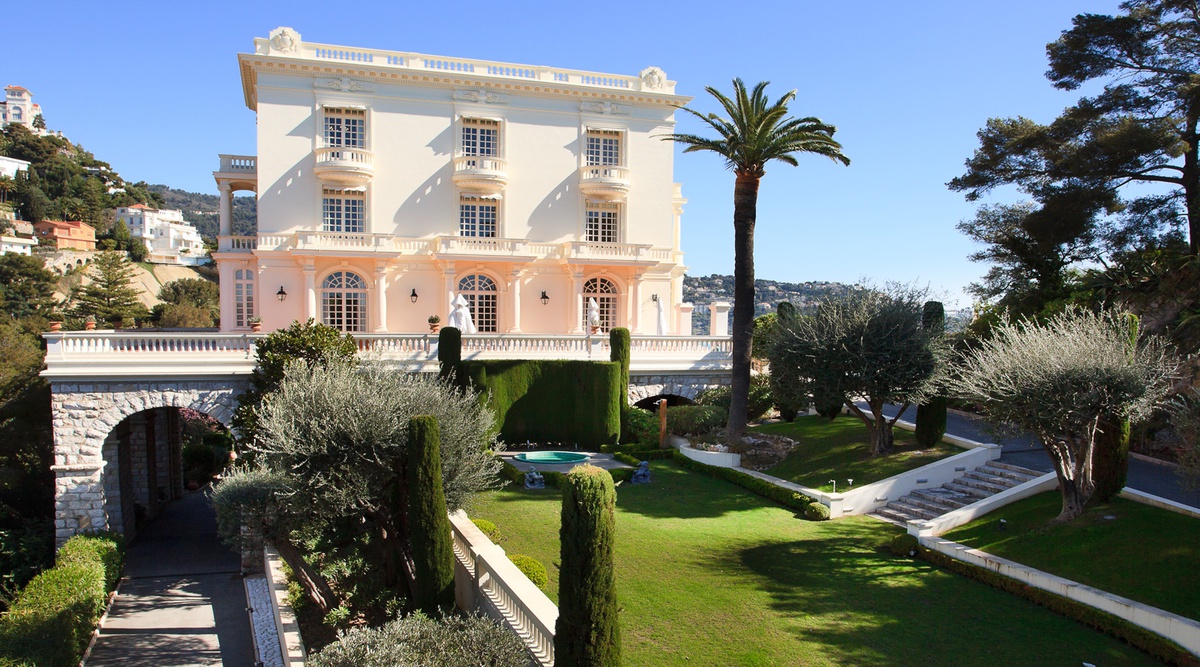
[84,315,96,331]
[248,316,263,333]
[428,315,441,333]
[47,312,65,332]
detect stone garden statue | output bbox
[524,466,545,489]
[631,461,651,484]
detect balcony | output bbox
[214,154,257,192]
[578,165,630,201]
[217,236,258,253]
[295,231,396,252]
[452,156,508,194]
[313,147,375,185]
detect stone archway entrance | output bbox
[50,378,246,545]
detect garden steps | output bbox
[871,462,1043,526]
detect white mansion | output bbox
[114,204,207,266]
[214,27,694,335]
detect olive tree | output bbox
[238,355,502,595]
[771,285,944,455]
[952,308,1177,521]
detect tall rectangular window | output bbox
[461,118,500,159]
[460,197,498,237]
[323,189,365,233]
[234,268,255,328]
[323,107,365,157]
[585,202,620,244]
[586,129,622,166]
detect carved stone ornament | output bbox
[453,89,509,105]
[580,101,628,115]
[269,27,301,54]
[640,66,666,91]
[315,77,375,93]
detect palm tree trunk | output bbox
[727,173,760,440]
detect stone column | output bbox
[374,261,388,333]
[630,273,644,334]
[709,301,732,336]
[679,302,694,336]
[218,183,233,237]
[303,261,317,322]
[508,269,523,333]
[570,271,584,334]
[443,266,457,323]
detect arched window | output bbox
[234,269,255,328]
[582,277,618,332]
[321,271,367,332]
[458,274,497,333]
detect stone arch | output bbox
[51,378,248,544]
[626,374,729,405]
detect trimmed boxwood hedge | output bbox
[665,405,727,436]
[668,450,814,513]
[921,547,1199,667]
[0,531,125,667]
[460,360,622,447]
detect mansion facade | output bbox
[214,27,692,335]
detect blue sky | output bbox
[6,0,1125,307]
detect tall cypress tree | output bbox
[915,301,947,447]
[555,465,620,667]
[406,415,455,615]
[609,327,630,406]
[438,326,462,382]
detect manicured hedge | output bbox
[460,360,621,447]
[668,451,814,513]
[0,531,125,667]
[619,407,659,448]
[921,547,1199,667]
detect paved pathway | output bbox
[87,491,254,667]
[878,403,1200,508]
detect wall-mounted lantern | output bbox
[410,288,419,303]
[276,286,287,302]
[540,291,550,305]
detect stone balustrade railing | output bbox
[42,331,732,379]
[217,154,257,173]
[271,37,676,95]
[448,510,556,667]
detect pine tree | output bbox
[555,465,620,667]
[406,415,455,615]
[69,251,149,324]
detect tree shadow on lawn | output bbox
[718,529,1161,667]
[485,462,771,521]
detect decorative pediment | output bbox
[453,89,509,105]
[580,101,628,115]
[268,27,301,55]
[640,67,667,91]
[315,77,375,93]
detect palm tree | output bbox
[666,79,849,439]
[0,175,12,205]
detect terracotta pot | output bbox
[430,324,440,333]
[48,321,62,332]
[590,325,600,335]
[84,320,96,331]
[251,323,262,333]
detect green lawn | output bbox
[469,462,1162,666]
[752,415,960,492]
[943,491,1200,621]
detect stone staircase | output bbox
[871,461,1044,525]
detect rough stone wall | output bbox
[51,378,247,544]
[627,373,730,403]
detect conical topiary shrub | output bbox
[406,415,455,615]
[438,326,462,381]
[554,465,620,667]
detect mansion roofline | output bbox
[238,27,691,111]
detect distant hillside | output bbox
[147,185,256,239]
[684,274,854,334]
